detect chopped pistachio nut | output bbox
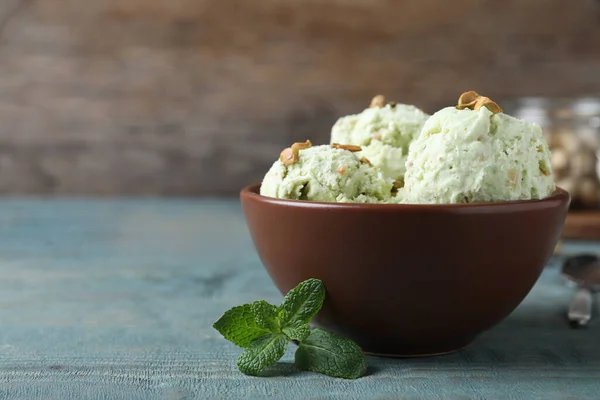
[456,91,503,114]
[540,167,551,176]
[391,180,403,195]
[370,95,386,108]
[293,140,312,150]
[359,157,373,166]
[474,96,503,114]
[279,140,312,165]
[457,90,480,109]
[331,143,362,152]
[279,148,295,165]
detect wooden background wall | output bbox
[0,0,599,195]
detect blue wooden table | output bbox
[1,199,600,399]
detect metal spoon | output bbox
[561,254,600,327]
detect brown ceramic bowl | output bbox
[240,184,570,357]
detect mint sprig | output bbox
[212,304,270,348]
[251,300,280,332]
[295,328,367,379]
[237,333,288,376]
[279,278,325,325]
[281,320,311,342]
[212,278,367,379]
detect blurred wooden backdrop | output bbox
[0,0,599,195]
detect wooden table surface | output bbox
[1,199,600,399]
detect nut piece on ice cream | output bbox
[403,91,556,204]
[330,95,429,182]
[260,142,394,203]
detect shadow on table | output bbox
[261,362,303,378]
[262,362,381,378]
[370,302,600,373]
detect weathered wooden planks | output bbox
[0,199,599,398]
[0,0,599,194]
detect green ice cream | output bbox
[260,142,394,203]
[359,141,406,184]
[330,96,429,182]
[403,93,555,204]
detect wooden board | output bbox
[0,0,599,195]
[563,211,600,240]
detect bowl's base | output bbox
[311,319,476,358]
[364,342,470,358]
[360,338,474,358]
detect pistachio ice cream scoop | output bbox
[260,141,395,203]
[403,91,556,204]
[330,95,429,182]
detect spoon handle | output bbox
[568,288,592,326]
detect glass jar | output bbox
[504,97,600,210]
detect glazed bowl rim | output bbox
[241,184,570,211]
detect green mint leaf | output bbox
[279,278,325,325]
[237,333,288,376]
[213,304,270,348]
[294,328,367,379]
[277,307,288,322]
[251,300,280,332]
[281,320,310,341]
